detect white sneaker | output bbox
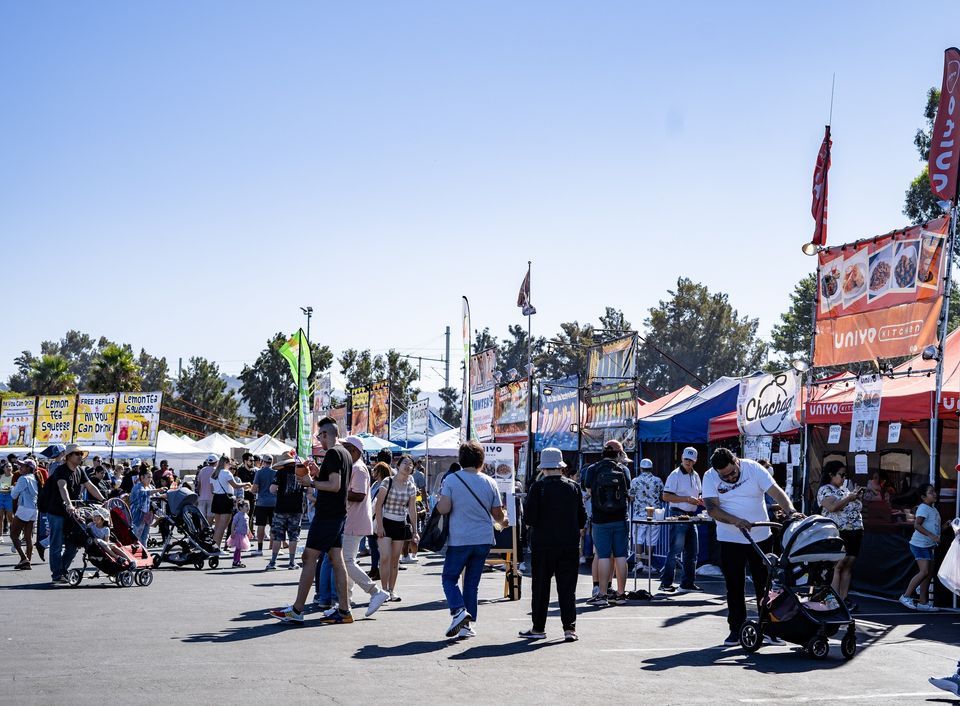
[929,673,960,696]
[916,602,940,612]
[457,624,476,639]
[399,555,418,565]
[898,595,917,610]
[445,608,471,637]
[365,590,390,617]
[591,585,601,599]
[321,606,339,618]
[762,635,786,646]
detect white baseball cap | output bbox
[342,436,365,453]
[205,454,218,464]
[639,458,654,469]
[682,447,698,461]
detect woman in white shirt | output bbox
[211,458,251,549]
[11,463,40,569]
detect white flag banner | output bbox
[409,399,430,434]
[850,375,882,453]
[737,371,801,437]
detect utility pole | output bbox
[444,326,451,388]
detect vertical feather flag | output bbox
[278,329,313,458]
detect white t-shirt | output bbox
[702,458,775,544]
[663,467,702,512]
[212,469,236,495]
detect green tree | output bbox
[473,328,499,358]
[636,278,766,397]
[27,354,77,395]
[904,88,948,227]
[337,348,421,419]
[598,306,633,334]
[39,330,106,389]
[240,333,333,439]
[537,321,597,380]
[498,324,546,377]
[438,385,462,427]
[164,357,241,435]
[87,344,142,393]
[139,349,173,395]
[338,349,378,390]
[768,274,816,370]
[7,351,37,393]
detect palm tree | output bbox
[87,344,142,393]
[28,354,77,395]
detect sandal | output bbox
[233,561,246,568]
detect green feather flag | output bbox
[279,329,313,457]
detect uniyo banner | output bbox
[369,380,391,439]
[850,375,882,453]
[494,379,529,437]
[471,348,497,440]
[815,217,949,366]
[75,393,118,446]
[536,375,579,451]
[0,397,36,448]
[35,395,76,445]
[737,371,800,437]
[350,386,369,435]
[115,391,162,447]
[587,334,637,383]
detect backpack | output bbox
[593,460,626,515]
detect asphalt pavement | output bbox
[1,537,958,705]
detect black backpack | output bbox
[593,461,626,515]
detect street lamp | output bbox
[300,307,313,342]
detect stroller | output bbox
[65,501,156,588]
[738,517,857,660]
[152,487,221,569]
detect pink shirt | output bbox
[196,465,215,502]
[343,461,372,537]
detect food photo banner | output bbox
[494,379,529,437]
[535,375,579,451]
[369,380,391,439]
[587,334,637,383]
[35,395,76,445]
[815,216,949,366]
[0,397,36,448]
[582,381,637,452]
[470,348,497,440]
[349,386,370,435]
[850,375,882,453]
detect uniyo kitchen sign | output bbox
[737,372,801,437]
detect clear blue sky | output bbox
[3,2,958,392]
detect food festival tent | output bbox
[245,433,295,456]
[352,432,402,454]
[192,432,244,456]
[389,409,455,447]
[408,427,460,457]
[153,430,211,472]
[637,376,742,443]
[636,385,700,421]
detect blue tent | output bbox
[389,408,455,448]
[637,376,742,443]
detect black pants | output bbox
[719,538,772,632]
[530,546,579,632]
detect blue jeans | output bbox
[442,543,491,619]
[369,534,380,571]
[661,508,698,587]
[134,522,150,547]
[48,514,79,580]
[315,553,337,603]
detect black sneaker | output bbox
[658,584,677,594]
[680,583,702,592]
[723,631,740,646]
[612,593,627,605]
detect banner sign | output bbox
[481,442,517,525]
[369,380,391,439]
[75,393,118,446]
[409,399,429,434]
[736,371,800,437]
[494,379,529,437]
[850,376,882,453]
[470,348,497,441]
[535,375,579,451]
[114,391,162,447]
[582,382,637,452]
[587,334,637,383]
[312,373,333,441]
[928,47,960,202]
[815,217,949,366]
[350,386,370,435]
[35,395,76,445]
[0,397,36,448]
[329,406,347,437]
[743,435,773,462]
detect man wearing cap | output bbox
[266,452,303,571]
[659,447,704,594]
[520,448,586,642]
[45,444,106,584]
[251,454,276,556]
[629,458,664,572]
[196,454,218,524]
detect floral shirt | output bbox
[629,472,664,518]
[817,484,863,531]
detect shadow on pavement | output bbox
[448,639,563,660]
[353,640,451,659]
[180,622,319,643]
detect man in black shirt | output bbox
[46,444,106,584]
[266,454,304,570]
[271,416,353,625]
[520,448,586,642]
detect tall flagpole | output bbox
[526,261,534,486]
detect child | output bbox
[228,500,253,568]
[87,508,131,566]
[899,483,942,612]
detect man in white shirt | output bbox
[703,447,799,647]
[659,447,703,593]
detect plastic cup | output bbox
[645,506,654,519]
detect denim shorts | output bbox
[0,493,12,512]
[592,520,628,558]
[909,543,934,561]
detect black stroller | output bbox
[152,487,221,569]
[739,517,857,660]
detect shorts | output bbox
[271,512,302,542]
[633,522,660,548]
[909,543,934,561]
[212,493,234,515]
[198,498,212,518]
[254,506,275,527]
[839,529,863,557]
[0,493,12,512]
[592,520,628,558]
[382,517,413,542]
[305,517,344,553]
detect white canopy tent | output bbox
[154,431,210,473]
[244,434,294,456]
[408,428,460,457]
[192,432,243,457]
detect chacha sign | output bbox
[737,372,800,437]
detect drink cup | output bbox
[653,508,665,521]
[645,506,654,519]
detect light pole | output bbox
[300,306,313,342]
